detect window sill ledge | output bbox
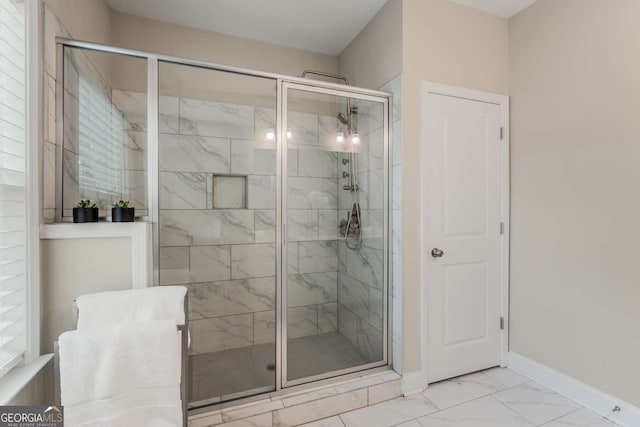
[40,222,151,240]
[0,354,53,405]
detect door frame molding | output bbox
[419,81,510,386]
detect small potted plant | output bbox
[112,200,135,222]
[73,200,99,223]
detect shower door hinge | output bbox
[500,317,505,330]
[500,222,504,235]
[500,127,504,140]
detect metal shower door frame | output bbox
[279,81,391,388]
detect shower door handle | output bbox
[431,248,444,258]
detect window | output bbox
[0,0,27,377]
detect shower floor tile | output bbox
[189,331,369,404]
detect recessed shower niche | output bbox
[59,41,390,409]
[211,175,248,209]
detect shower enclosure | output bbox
[57,39,390,409]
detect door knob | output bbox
[431,248,444,258]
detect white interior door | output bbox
[424,91,504,383]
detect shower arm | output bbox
[301,70,352,130]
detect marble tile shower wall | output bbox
[335,99,386,363]
[131,94,347,355]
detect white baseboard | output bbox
[508,352,640,427]
[401,371,426,396]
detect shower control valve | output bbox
[342,171,350,178]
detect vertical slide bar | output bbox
[383,97,390,364]
[147,57,159,286]
[276,80,290,389]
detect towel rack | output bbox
[53,292,189,427]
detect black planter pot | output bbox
[112,207,135,222]
[73,207,99,223]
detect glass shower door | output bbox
[157,62,279,407]
[283,83,389,385]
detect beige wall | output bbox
[7,368,49,405]
[338,0,402,89]
[509,0,640,407]
[41,238,132,354]
[108,12,339,112]
[43,0,111,44]
[110,11,338,78]
[43,0,112,81]
[401,0,509,374]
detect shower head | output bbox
[337,112,349,125]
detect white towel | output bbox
[76,286,187,329]
[63,390,181,427]
[59,321,182,426]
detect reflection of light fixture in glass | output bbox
[351,133,361,145]
[265,128,275,140]
[287,128,293,140]
[336,132,345,143]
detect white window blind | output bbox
[0,0,27,377]
[78,69,123,198]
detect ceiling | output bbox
[107,0,538,56]
[450,0,538,18]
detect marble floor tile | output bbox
[541,408,617,426]
[416,396,534,427]
[282,388,339,408]
[483,367,531,388]
[368,379,402,405]
[339,394,438,427]
[493,382,581,425]
[300,416,346,427]
[215,412,271,427]
[273,389,367,427]
[189,364,618,427]
[394,421,423,427]
[189,412,222,427]
[333,376,383,394]
[423,372,506,410]
[221,400,283,423]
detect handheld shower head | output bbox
[337,112,349,125]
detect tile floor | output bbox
[316,369,619,427]
[189,367,621,427]
[190,332,368,404]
